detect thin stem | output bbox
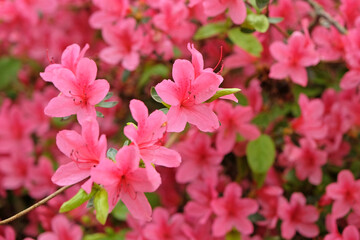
[0,184,74,225]
[165,132,180,148]
[304,0,347,34]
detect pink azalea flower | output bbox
[143,207,187,240]
[214,100,260,154]
[291,138,327,185]
[325,214,360,240]
[26,157,56,199]
[326,170,360,218]
[155,59,221,132]
[203,0,247,25]
[211,182,258,237]
[292,94,328,140]
[124,99,181,168]
[52,118,107,193]
[278,192,319,239]
[312,26,345,61]
[38,215,83,240]
[44,58,110,124]
[184,178,218,224]
[40,43,89,83]
[269,31,319,86]
[152,1,196,42]
[257,186,283,229]
[0,225,16,240]
[175,131,223,183]
[100,18,142,71]
[89,0,129,29]
[91,145,161,221]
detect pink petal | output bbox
[51,68,78,96]
[187,43,204,77]
[81,118,99,146]
[130,165,161,192]
[100,47,123,65]
[340,70,360,89]
[269,62,289,79]
[40,64,62,82]
[129,99,148,125]
[61,44,80,70]
[51,162,90,186]
[228,0,247,24]
[203,0,227,16]
[116,145,140,173]
[172,59,194,95]
[343,225,360,240]
[76,58,97,86]
[38,232,57,240]
[192,72,221,104]
[155,80,180,106]
[216,127,237,154]
[167,106,188,132]
[332,200,351,218]
[91,158,120,186]
[289,66,308,86]
[44,95,78,118]
[56,129,84,158]
[234,218,254,235]
[140,146,181,167]
[122,52,140,71]
[87,79,110,105]
[281,220,296,239]
[296,223,319,238]
[270,42,289,61]
[237,123,260,140]
[124,124,138,142]
[89,11,117,29]
[212,216,233,237]
[176,159,201,183]
[121,191,152,221]
[183,104,219,132]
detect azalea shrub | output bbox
[2,0,360,239]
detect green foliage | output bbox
[268,17,284,24]
[0,57,21,90]
[242,12,269,33]
[206,88,241,103]
[111,202,129,221]
[194,20,231,40]
[94,187,109,225]
[138,64,169,89]
[246,135,275,187]
[228,28,263,57]
[252,103,294,128]
[106,148,118,161]
[256,0,270,9]
[150,87,170,108]
[60,188,92,213]
[83,228,129,240]
[226,229,241,240]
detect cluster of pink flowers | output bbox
[2,0,360,239]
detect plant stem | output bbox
[0,184,73,225]
[304,0,347,34]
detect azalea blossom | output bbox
[91,145,161,220]
[155,59,221,132]
[52,118,107,193]
[124,99,181,168]
[44,58,110,124]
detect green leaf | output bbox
[226,229,241,240]
[94,187,109,225]
[96,111,104,118]
[103,92,114,101]
[123,140,130,146]
[236,93,248,106]
[268,17,284,24]
[112,201,129,221]
[0,57,21,90]
[97,101,118,108]
[159,108,169,114]
[107,148,118,161]
[60,188,91,213]
[122,70,131,82]
[194,21,230,40]
[228,28,263,57]
[150,87,170,108]
[253,172,267,188]
[248,212,266,222]
[256,0,270,9]
[206,88,241,103]
[246,135,275,174]
[138,64,169,89]
[245,13,269,33]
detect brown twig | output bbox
[0,185,73,225]
[303,0,347,34]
